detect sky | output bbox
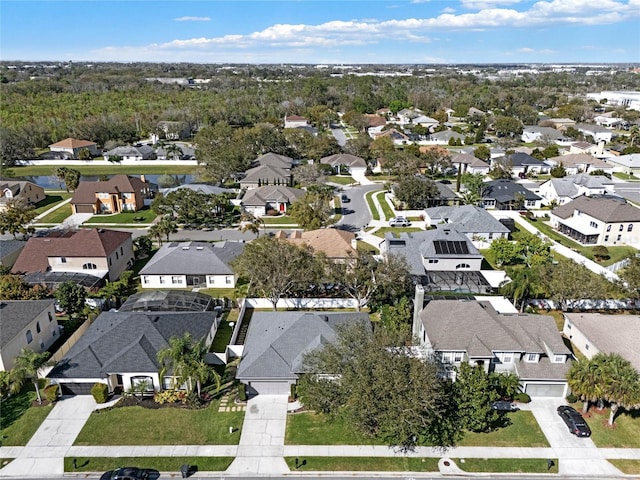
[1,0,639,64]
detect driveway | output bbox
[528,398,622,476]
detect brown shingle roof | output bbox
[276,228,357,259]
[551,195,640,223]
[49,138,96,148]
[71,175,146,205]
[547,153,608,168]
[12,229,131,274]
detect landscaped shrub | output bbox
[290,383,297,400]
[566,393,578,404]
[44,384,59,403]
[154,389,187,404]
[238,383,247,402]
[513,392,531,403]
[91,382,109,403]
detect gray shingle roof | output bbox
[48,311,215,379]
[139,241,244,276]
[0,300,56,349]
[241,185,304,206]
[161,184,235,196]
[240,164,291,184]
[236,312,370,380]
[320,153,367,168]
[255,153,293,169]
[551,195,640,223]
[424,205,510,234]
[498,152,547,167]
[483,180,542,203]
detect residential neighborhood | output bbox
[1,60,640,479]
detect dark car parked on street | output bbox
[100,467,160,480]
[557,405,591,437]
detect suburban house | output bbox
[482,179,543,210]
[538,174,616,206]
[428,130,465,145]
[0,239,26,268]
[575,123,613,143]
[562,313,640,372]
[414,296,572,397]
[274,228,357,261]
[395,108,422,125]
[47,309,218,395]
[586,90,640,110]
[240,185,304,217]
[549,195,640,247]
[545,153,613,176]
[70,175,151,214]
[604,154,640,177]
[284,115,309,129]
[521,126,568,144]
[370,128,410,145]
[255,152,294,170]
[12,228,134,282]
[155,144,195,160]
[48,138,99,158]
[139,241,245,289]
[380,226,505,294]
[594,113,625,129]
[236,311,370,395]
[423,204,511,242]
[449,153,490,175]
[0,300,59,372]
[239,165,292,190]
[0,180,45,210]
[491,152,550,178]
[411,115,440,130]
[546,118,576,130]
[156,121,191,140]
[103,145,156,162]
[160,183,235,197]
[320,153,367,176]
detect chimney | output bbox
[140,174,146,183]
[596,140,605,156]
[412,284,425,343]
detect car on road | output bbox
[490,400,519,412]
[557,405,591,437]
[389,216,410,227]
[341,193,350,203]
[100,467,159,480]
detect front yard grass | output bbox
[609,459,640,474]
[84,208,157,224]
[284,457,439,472]
[286,410,546,447]
[64,456,233,473]
[261,215,297,225]
[375,191,395,220]
[34,192,72,214]
[583,408,640,448]
[37,203,73,224]
[0,390,53,446]
[365,190,381,221]
[327,175,356,185]
[455,458,558,474]
[211,318,234,353]
[74,399,244,446]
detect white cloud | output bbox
[441,7,456,13]
[518,47,555,54]
[461,0,522,9]
[174,16,211,22]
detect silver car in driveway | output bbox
[388,216,410,227]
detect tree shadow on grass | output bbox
[0,389,36,431]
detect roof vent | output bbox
[196,246,204,250]
[182,247,189,250]
[153,316,160,322]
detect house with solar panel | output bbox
[380,225,507,294]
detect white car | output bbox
[389,217,410,227]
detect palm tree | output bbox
[157,333,193,391]
[10,349,51,404]
[239,211,264,238]
[596,353,640,426]
[147,223,164,246]
[500,267,538,313]
[164,143,183,161]
[185,339,221,398]
[567,356,605,414]
[156,217,178,242]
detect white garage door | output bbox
[248,381,291,395]
[525,383,566,397]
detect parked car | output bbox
[490,400,519,412]
[389,216,410,227]
[100,467,159,480]
[341,193,350,203]
[557,405,591,437]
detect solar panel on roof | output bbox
[433,240,469,255]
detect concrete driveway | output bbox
[528,398,622,476]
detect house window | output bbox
[36,321,41,333]
[428,259,439,264]
[120,246,124,255]
[525,353,538,363]
[225,276,232,285]
[496,352,513,364]
[26,330,33,344]
[57,257,67,264]
[488,233,493,240]
[453,352,463,362]
[115,252,119,259]
[171,276,182,285]
[83,263,97,270]
[617,235,622,241]
[130,376,154,392]
[52,328,56,338]
[441,352,453,363]
[455,263,471,269]
[109,258,112,266]
[607,225,611,232]
[553,354,565,363]
[605,235,609,242]
[48,312,53,322]
[143,276,149,284]
[628,224,634,232]
[590,221,598,228]
[159,277,165,284]
[619,224,624,232]
[526,200,536,207]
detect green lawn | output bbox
[0,390,53,446]
[609,459,640,474]
[286,410,546,447]
[455,458,558,474]
[284,457,439,472]
[74,400,244,446]
[84,208,157,224]
[327,175,356,185]
[364,190,381,221]
[36,204,73,223]
[459,411,549,447]
[64,457,233,473]
[613,172,640,181]
[375,191,395,220]
[11,165,197,177]
[523,218,637,266]
[261,215,297,225]
[584,408,640,448]
[34,192,72,214]
[211,319,234,353]
[373,227,423,238]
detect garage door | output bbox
[59,382,94,395]
[74,204,94,214]
[247,381,290,395]
[525,383,565,397]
